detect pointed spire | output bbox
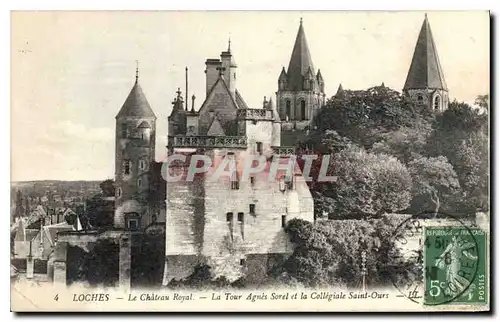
[228,37,231,52]
[403,14,447,91]
[286,18,316,91]
[336,83,345,98]
[381,82,385,87]
[316,69,323,81]
[279,67,287,81]
[191,94,196,113]
[185,67,189,111]
[116,66,156,119]
[135,60,139,82]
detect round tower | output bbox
[114,66,157,230]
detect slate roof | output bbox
[116,79,157,119]
[286,19,316,91]
[235,90,249,110]
[403,15,448,91]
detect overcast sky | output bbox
[11,11,489,181]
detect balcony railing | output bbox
[169,135,248,149]
[271,146,296,157]
[237,109,274,121]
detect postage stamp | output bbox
[423,227,487,306]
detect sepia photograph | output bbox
[9,10,490,312]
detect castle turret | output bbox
[114,66,156,230]
[403,14,449,112]
[168,88,187,136]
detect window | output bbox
[237,212,244,222]
[250,176,256,186]
[285,176,294,190]
[417,95,424,104]
[137,178,142,188]
[285,100,291,119]
[249,204,255,215]
[300,100,306,120]
[226,212,233,222]
[256,142,262,154]
[128,219,139,231]
[117,187,122,198]
[281,215,287,228]
[434,96,441,110]
[139,159,146,171]
[124,160,131,175]
[240,259,246,266]
[229,153,239,189]
[121,123,128,138]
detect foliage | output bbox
[322,147,412,219]
[408,156,460,215]
[67,239,119,287]
[99,179,116,197]
[275,217,419,288]
[425,101,489,212]
[474,94,489,110]
[167,264,244,290]
[314,85,421,148]
[371,121,432,164]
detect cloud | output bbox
[49,120,114,142]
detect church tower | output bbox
[114,66,157,230]
[277,19,325,144]
[403,14,449,112]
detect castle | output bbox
[43,14,449,289]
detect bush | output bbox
[276,217,420,289]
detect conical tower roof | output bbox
[286,18,315,91]
[403,15,448,91]
[116,71,156,119]
[335,83,345,98]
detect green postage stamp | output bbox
[424,227,488,306]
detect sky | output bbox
[11,11,490,181]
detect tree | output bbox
[324,147,412,219]
[276,218,419,288]
[408,156,460,216]
[99,179,115,197]
[371,120,433,164]
[426,101,489,212]
[474,94,489,110]
[313,85,418,148]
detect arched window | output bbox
[417,95,423,104]
[285,100,291,119]
[300,100,306,121]
[117,187,122,198]
[434,96,440,110]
